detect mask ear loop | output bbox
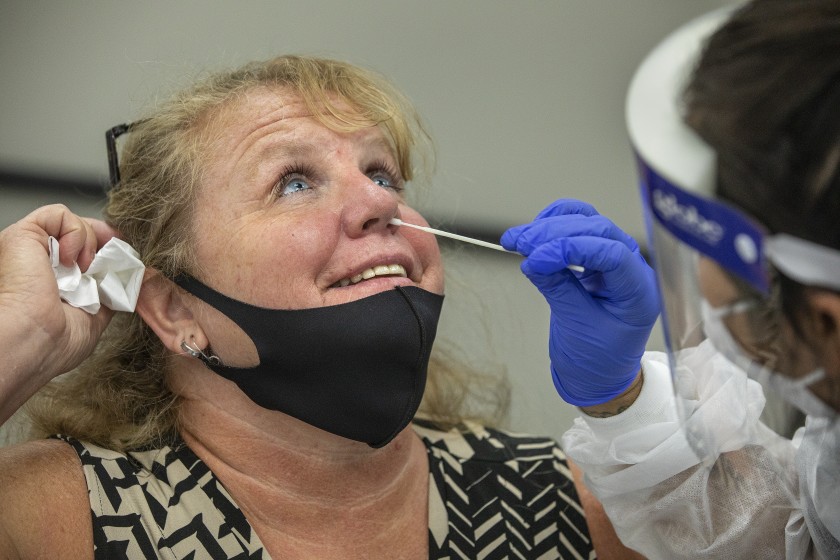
[180,340,222,366]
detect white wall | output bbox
[0,1,733,444]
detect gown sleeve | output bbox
[561,341,814,559]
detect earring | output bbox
[180,339,222,366]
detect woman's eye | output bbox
[281,178,311,195]
[368,166,403,192]
[275,172,314,197]
[371,174,393,189]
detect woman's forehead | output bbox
[204,87,387,153]
[193,88,396,190]
[218,86,369,127]
[211,88,317,133]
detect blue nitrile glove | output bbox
[501,199,660,407]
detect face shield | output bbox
[626,8,840,453]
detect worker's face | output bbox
[698,257,825,385]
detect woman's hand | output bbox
[501,199,660,408]
[0,204,117,424]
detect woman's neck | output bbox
[173,372,430,557]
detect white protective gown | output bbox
[562,341,840,559]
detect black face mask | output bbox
[173,275,443,448]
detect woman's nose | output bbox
[340,171,399,237]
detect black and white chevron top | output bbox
[57,420,595,559]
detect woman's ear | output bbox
[135,269,209,354]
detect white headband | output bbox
[765,234,840,291]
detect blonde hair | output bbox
[28,55,508,450]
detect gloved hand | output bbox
[501,199,660,407]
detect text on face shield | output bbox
[652,188,725,246]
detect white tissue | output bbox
[49,236,145,314]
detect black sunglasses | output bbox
[105,120,147,188]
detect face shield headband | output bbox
[639,158,840,299]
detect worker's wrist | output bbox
[579,371,644,418]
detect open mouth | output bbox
[333,264,407,287]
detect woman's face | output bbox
[191,89,444,309]
[183,89,444,364]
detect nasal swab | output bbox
[389,217,585,273]
[389,218,513,253]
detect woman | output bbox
[501,1,839,558]
[0,55,639,559]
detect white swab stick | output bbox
[389,217,585,273]
[389,218,513,253]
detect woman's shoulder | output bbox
[414,419,595,558]
[413,418,576,499]
[0,438,93,559]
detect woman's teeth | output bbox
[337,264,407,287]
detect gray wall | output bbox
[0,1,734,444]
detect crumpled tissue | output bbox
[49,236,145,314]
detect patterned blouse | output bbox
[57,420,595,559]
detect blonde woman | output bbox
[0,55,638,559]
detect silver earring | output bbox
[180,340,222,366]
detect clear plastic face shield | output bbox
[627,8,840,454]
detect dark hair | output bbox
[684,0,840,337]
[685,0,840,249]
